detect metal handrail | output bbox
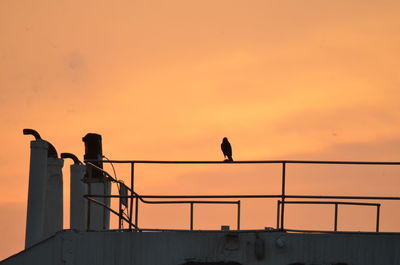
[85,162,241,230]
[276,200,381,232]
[85,194,241,230]
[85,196,139,230]
[85,162,133,230]
[85,159,400,165]
[83,159,400,232]
[95,194,400,200]
[135,199,240,230]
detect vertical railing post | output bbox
[135,196,139,229]
[334,203,338,232]
[237,200,241,230]
[376,204,380,232]
[276,200,281,229]
[280,162,286,230]
[118,195,122,230]
[129,162,135,230]
[190,203,194,230]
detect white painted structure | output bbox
[88,181,111,230]
[43,157,64,239]
[4,229,400,265]
[25,140,49,248]
[25,139,64,249]
[70,164,87,231]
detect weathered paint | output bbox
[25,140,48,249]
[43,157,64,239]
[70,164,87,231]
[4,230,400,265]
[88,181,111,230]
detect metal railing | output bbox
[84,159,400,232]
[87,192,241,231]
[84,162,241,230]
[134,199,241,230]
[276,200,381,232]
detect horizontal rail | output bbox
[283,229,398,235]
[86,194,400,200]
[86,193,240,205]
[133,200,240,204]
[286,195,400,200]
[111,228,400,234]
[131,198,241,231]
[87,194,281,199]
[86,194,241,231]
[85,159,400,165]
[277,199,381,232]
[279,201,381,206]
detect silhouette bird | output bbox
[221,137,233,162]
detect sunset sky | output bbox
[1,0,400,260]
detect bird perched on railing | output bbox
[221,137,233,162]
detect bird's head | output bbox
[223,137,228,142]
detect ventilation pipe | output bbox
[23,129,63,248]
[43,154,64,238]
[82,133,111,230]
[61,153,87,231]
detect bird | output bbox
[221,137,233,162]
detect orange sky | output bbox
[1,0,400,260]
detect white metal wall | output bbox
[5,230,400,265]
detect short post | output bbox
[276,200,281,229]
[376,204,380,232]
[118,196,122,230]
[135,196,139,230]
[237,200,241,230]
[280,162,286,230]
[334,203,338,232]
[129,162,134,230]
[190,203,194,230]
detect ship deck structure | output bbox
[2,129,400,265]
